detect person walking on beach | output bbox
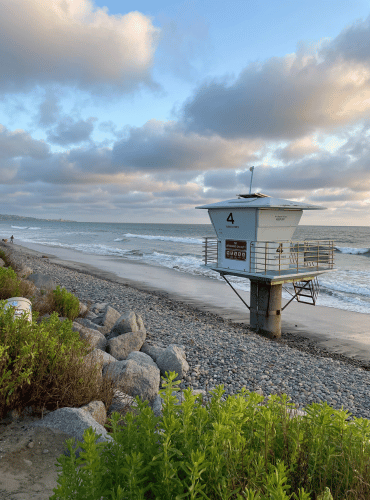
[10,235,14,244]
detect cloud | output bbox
[181,18,370,141]
[47,117,96,145]
[0,0,160,94]
[321,15,370,63]
[275,136,321,161]
[0,124,49,160]
[36,93,62,127]
[112,120,261,172]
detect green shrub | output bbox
[51,372,370,500]
[0,302,114,418]
[0,248,11,267]
[53,286,80,320]
[0,266,36,300]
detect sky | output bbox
[1,0,370,225]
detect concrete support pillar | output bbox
[249,280,282,338]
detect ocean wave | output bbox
[28,227,41,230]
[11,225,28,229]
[123,233,203,245]
[335,246,370,255]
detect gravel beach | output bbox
[3,243,370,420]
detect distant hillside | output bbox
[0,214,76,222]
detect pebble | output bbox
[11,249,370,420]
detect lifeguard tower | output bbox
[196,193,335,338]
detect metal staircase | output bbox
[292,277,320,305]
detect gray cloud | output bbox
[0,125,49,160]
[47,117,96,145]
[112,120,260,172]
[0,0,159,94]
[36,93,62,127]
[181,17,370,141]
[321,15,370,63]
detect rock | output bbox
[104,357,160,403]
[72,322,107,351]
[90,302,109,315]
[85,310,99,321]
[141,342,166,363]
[75,317,107,334]
[30,407,112,457]
[126,351,157,367]
[107,330,146,360]
[81,400,107,427]
[156,344,189,380]
[84,348,116,372]
[111,311,145,337]
[0,257,5,267]
[78,302,88,317]
[107,390,136,418]
[27,273,56,291]
[100,306,122,331]
[17,265,33,278]
[151,394,162,416]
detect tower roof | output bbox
[196,193,325,210]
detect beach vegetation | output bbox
[0,248,12,267]
[0,302,114,420]
[0,266,36,300]
[52,285,80,320]
[52,372,370,500]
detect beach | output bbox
[2,240,370,417]
[1,239,370,499]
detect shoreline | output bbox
[4,239,370,367]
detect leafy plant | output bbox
[51,372,370,500]
[52,285,80,320]
[0,302,114,418]
[0,266,35,300]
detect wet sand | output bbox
[8,240,370,365]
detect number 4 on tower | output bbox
[227,213,234,224]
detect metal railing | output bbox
[203,237,218,265]
[202,238,334,275]
[250,240,334,275]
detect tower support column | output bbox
[250,280,282,338]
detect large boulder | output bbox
[72,322,107,351]
[84,348,116,371]
[78,302,89,317]
[95,306,122,331]
[27,273,56,291]
[156,344,189,381]
[30,407,113,449]
[107,390,136,418]
[126,351,157,367]
[75,317,107,334]
[0,257,5,267]
[104,356,160,403]
[90,302,109,315]
[110,311,144,337]
[107,330,146,360]
[140,342,166,363]
[81,400,107,427]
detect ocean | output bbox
[1,217,369,314]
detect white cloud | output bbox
[0,0,160,93]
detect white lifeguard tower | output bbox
[196,193,335,338]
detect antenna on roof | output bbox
[249,166,255,194]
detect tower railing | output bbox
[250,240,334,275]
[203,237,218,265]
[202,238,334,275]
